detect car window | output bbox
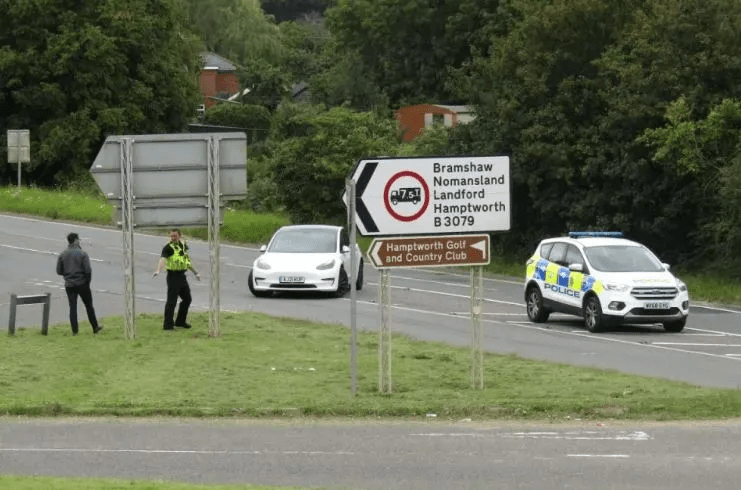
[546,242,568,266]
[340,230,350,248]
[268,229,338,253]
[564,245,585,268]
[539,242,554,258]
[584,245,665,272]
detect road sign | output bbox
[368,234,490,269]
[343,156,509,236]
[90,132,247,227]
[7,130,30,163]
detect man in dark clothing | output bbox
[153,229,200,330]
[56,232,103,335]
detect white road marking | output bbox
[0,447,354,456]
[653,343,741,347]
[568,454,630,458]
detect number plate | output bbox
[645,302,670,310]
[279,276,305,284]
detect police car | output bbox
[524,232,689,332]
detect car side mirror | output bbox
[662,262,671,270]
[569,263,584,272]
[259,245,267,253]
[341,245,350,253]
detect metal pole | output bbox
[346,179,358,396]
[120,137,136,340]
[207,136,221,337]
[470,266,484,389]
[379,269,392,393]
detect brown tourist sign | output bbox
[368,234,490,269]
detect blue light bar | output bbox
[569,231,623,238]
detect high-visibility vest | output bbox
[166,240,191,271]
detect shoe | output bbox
[175,323,192,329]
[163,326,175,330]
[93,326,104,334]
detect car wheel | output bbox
[248,270,271,298]
[355,259,364,291]
[584,296,604,333]
[663,317,686,332]
[334,266,350,297]
[526,286,550,323]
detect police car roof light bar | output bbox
[569,231,623,238]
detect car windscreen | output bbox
[583,245,665,273]
[268,229,338,253]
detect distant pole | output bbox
[7,130,30,188]
[120,137,136,340]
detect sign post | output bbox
[343,155,510,392]
[91,133,247,338]
[7,130,30,188]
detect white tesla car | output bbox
[248,225,364,297]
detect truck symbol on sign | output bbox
[390,187,421,205]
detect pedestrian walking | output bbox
[56,232,103,335]
[153,229,200,330]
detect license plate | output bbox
[279,276,304,284]
[645,302,670,310]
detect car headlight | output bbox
[676,278,688,292]
[603,282,630,292]
[316,259,336,270]
[254,258,271,270]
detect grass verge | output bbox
[3,312,741,421]
[0,475,301,489]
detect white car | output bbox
[248,225,364,297]
[524,231,690,332]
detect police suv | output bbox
[524,232,689,332]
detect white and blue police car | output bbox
[524,232,690,332]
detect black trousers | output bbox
[65,283,99,334]
[164,271,192,328]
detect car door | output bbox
[541,241,567,305]
[339,229,352,274]
[561,244,586,309]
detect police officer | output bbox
[153,229,200,330]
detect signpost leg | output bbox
[207,136,221,337]
[379,269,392,393]
[120,138,136,340]
[471,266,484,389]
[346,179,358,396]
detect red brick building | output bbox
[199,52,240,110]
[395,104,476,142]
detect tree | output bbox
[267,103,400,223]
[0,0,202,185]
[326,0,504,108]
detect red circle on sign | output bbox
[384,171,430,222]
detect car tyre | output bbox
[663,317,686,332]
[355,259,364,291]
[334,266,350,297]
[526,285,550,323]
[248,270,271,298]
[584,296,604,333]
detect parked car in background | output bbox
[248,225,364,298]
[524,231,690,332]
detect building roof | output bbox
[200,52,237,72]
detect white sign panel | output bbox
[343,156,510,236]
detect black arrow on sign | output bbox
[355,161,378,233]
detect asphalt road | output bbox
[3,213,741,489]
[1,418,741,490]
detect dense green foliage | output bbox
[2,0,741,276]
[0,0,202,186]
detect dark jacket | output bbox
[56,243,92,287]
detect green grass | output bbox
[0,475,303,489]
[3,312,741,421]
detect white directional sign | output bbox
[342,156,510,236]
